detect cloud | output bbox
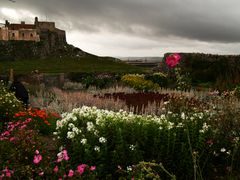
[1,0,240,56]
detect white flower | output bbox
[68,123,75,128]
[129,144,135,151]
[220,148,226,152]
[94,146,100,152]
[81,138,87,145]
[181,112,185,119]
[160,114,166,120]
[127,166,132,171]
[163,101,169,105]
[87,122,94,131]
[176,123,183,128]
[199,122,210,133]
[72,127,81,134]
[99,137,107,143]
[67,131,75,139]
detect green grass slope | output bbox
[0,56,146,74]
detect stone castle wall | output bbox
[0,17,65,44]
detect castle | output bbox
[0,17,66,44]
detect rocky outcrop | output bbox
[0,39,86,60]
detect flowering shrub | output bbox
[13,108,61,135]
[0,117,97,179]
[121,74,159,92]
[0,81,23,130]
[55,106,216,179]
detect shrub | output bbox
[0,118,97,179]
[13,108,61,135]
[67,72,119,89]
[145,72,168,88]
[0,81,23,130]
[55,106,213,179]
[121,74,159,92]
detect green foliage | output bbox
[234,84,240,98]
[68,72,120,89]
[174,67,192,91]
[117,161,176,180]
[121,74,159,92]
[145,72,168,87]
[55,106,213,179]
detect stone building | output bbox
[0,17,66,45]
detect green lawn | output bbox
[0,56,147,74]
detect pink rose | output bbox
[53,166,59,173]
[68,169,74,177]
[76,164,87,175]
[165,53,181,68]
[33,151,42,164]
[90,166,96,171]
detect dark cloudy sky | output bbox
[1,0,240,57]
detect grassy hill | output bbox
[0,55,146,75]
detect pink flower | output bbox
[68,169,74,177]
[165,53,181,68]
[53,166,59,173]
[9,137,15,141]
[33,150,42,164]
[2,167,13,178]
[62,150,69,161]
[39,171,44,176]
[57,149,70,162]
[5,171,11,177]
[76,164,87,175]
[90,166,96,171]
[2,131,10,136]
[20,124,27,129]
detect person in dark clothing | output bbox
[9,77,29,108]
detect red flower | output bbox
[165,53,181,68]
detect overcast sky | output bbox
[1,0,240,57]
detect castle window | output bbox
[22,33,24,37]
[30,33,33,37]
[12,33,15,37]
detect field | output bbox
[0,56,146,74]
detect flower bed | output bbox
[55,106,231,179]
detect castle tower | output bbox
[34,17,39,27]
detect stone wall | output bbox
[0,27,40,42]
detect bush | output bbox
[145,72,168,88]
[55,106,214,179]
[0,119,97,179]
[0,80,23,130]
[121,74,159,92]
[67,72,119,89]
[13,108,61,135]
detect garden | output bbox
[1,53,240,179]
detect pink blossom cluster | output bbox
[56,149,70,162]
[33,150,43,164]
[0,167,14,179]
[54,164,96,178]
[165,53,181,68]
[0,118,32,141]
[53,149,96,178]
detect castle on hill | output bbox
[0,17,66,46]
